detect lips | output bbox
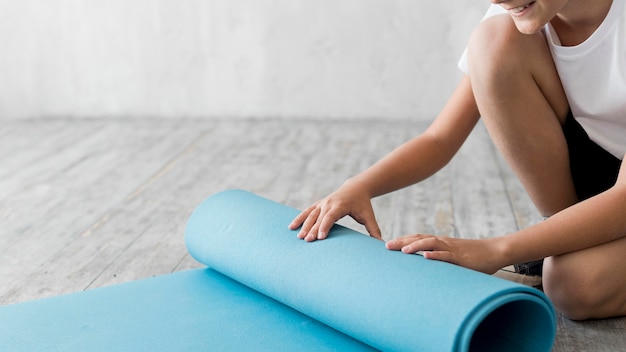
[509,1,536,14]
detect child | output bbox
[289,0,625,321]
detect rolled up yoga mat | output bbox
[0,190,556,351]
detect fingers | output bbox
[422,250,455,264]
[402,236,444,254]
[316,207,342,240]
[357,212,383,240]
[386,235,461,267]
[298,207,323,242]
[385,235,423,251]
[288,206,313,230]
[386,235,448,253]
[290,204,340,242]
[366,223,383,240]
[289,201,381,242]
[288,205,317,239]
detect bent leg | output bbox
[544,164,626,320]
[543,236,626,320]
[468,15,626,320]
[467,15,576,216]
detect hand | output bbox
[385,234,505,274]
[288,182,383,242]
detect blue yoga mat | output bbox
[0,190,556,351]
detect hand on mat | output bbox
[385,234,504,274]
[289,186,383,242]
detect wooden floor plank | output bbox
[0,118,623,351]
[554,315,626,352]
[449,123,521,238]
[488,134,545,230]
[0,119,209,302]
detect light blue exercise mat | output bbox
[0,190,556,351]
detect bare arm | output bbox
[289,75,481,241]
[499,163,626,264]
[387,158,626,273]
[348,75,480,198]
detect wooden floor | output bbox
[1,118,624,351]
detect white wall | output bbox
[0,1,486,120]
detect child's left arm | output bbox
[386,154,626,273]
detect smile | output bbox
[510,1,535,14]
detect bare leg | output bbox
[468,15,626,320]
[468,15,576,217]
[544,235,626,320]
[544,163,626,320]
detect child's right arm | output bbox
[289,75,481,242]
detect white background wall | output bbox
[0,1,487,120]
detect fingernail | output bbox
[317,231,325,240]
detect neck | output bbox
[550,0,613,46]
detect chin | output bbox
[514,21,544,35]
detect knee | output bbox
[466,14,545,82]
[543,257,611,320]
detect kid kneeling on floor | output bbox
[289,0,626,321]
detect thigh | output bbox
[468,15,570,121]
[468,15,577,216]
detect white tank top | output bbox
[459,1,626,159]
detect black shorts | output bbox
[563,111,622,201]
